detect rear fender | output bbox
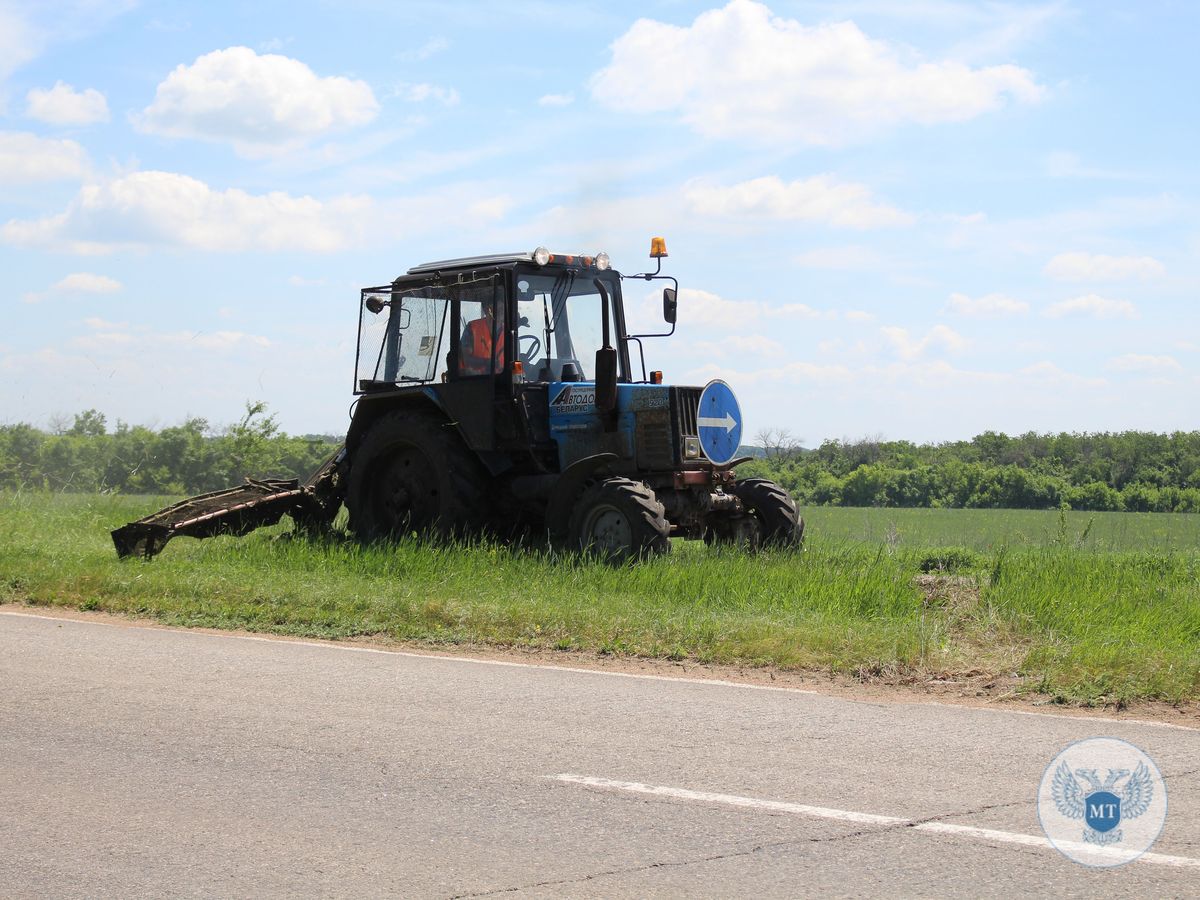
[346,388,449,453]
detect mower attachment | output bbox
[111,478,309,559]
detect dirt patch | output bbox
[5,601,1197,729]
[912,573,980,612]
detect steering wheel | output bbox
[517,333,541,363]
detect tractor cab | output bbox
[352,245,670,469]
[355,248,650,392]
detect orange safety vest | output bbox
[462,317,505,374]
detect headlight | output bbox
[533,246,550,266]
[595,251,611,271]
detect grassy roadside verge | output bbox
[2,493,1198,706]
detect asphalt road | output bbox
[1,609,1198,898]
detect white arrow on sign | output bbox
[697,412,737,433]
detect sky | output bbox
[1,0,1197,444]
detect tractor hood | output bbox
[547,382,708,472]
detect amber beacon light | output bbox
[649,236,668,258]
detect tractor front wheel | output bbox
[731,477,805,548]
[567,477,671,562]
[347,410,486,541]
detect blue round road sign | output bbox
[697,379,743,465]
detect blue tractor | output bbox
[112,240,803,561]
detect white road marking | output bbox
[1,609,1195,731]
[553,774,906,827]
[552,775,1200,869]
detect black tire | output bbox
[567,477,671,562]
[346,409,487,541]
[732,478,804,548]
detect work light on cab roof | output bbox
[531,246,610,270]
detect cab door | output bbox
[434,273,506,452]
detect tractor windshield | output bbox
[516,270,623,382]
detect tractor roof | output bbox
[405,249,613,277]
[406,252,534,274]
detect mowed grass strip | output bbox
[2,493,1198,706]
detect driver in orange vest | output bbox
[460,303,505,375]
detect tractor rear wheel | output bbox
[347,409,486,541]
[732,478,804,548]
[567,477,670,562]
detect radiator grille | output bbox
[671,386,701,439]
[636,410,674,469]
[668,386,702,467]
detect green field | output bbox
[1,493,1198,707]
[797,505,1200,552]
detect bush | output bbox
[1065,482,1125,512]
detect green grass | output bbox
[2,492,1198,707]
[797,505,1200,552]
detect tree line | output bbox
[0,405,337,496]
[3,409,1199,513]
[738,429,1200,513]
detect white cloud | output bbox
[1043,151,1138,181]
[793,245,883,270]
[538,93,575,107]
[0,5,42,85]
[689,356,1104,392]
[23,273,121,304]
[1107,354,1183,375]
[1044,251,1165,281]
[3,171,513,255]
[83,317,127,330]
[136,47,379,153]
[1043,294,1138,319]
[668,288,754,326]
[71,321,271,355]
[1016,361,1107,389]
[945,1,1069,61]
[392,82,460,106]
[57,272,122,293]
[684,175,912,228]
[944,291,1029,317]
[845,310,876,323]
[467,195,512,221]
[397,37,448,62]
[0,131,88,182]
[695,334,786,359]
[882,324,969,360]
[26,81,109,125]
[772,304,833,320]
[591,0,1043,145]
[2,170,369,253]
[655,287,838,329]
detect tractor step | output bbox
[111,478,309,559]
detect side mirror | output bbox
[662,287,677,324]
